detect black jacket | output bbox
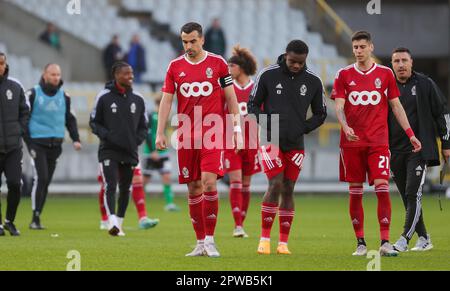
[25,78,80,147]
[103,43,123,71]
[248,55,327,151]
[204,27,226,57]
[90,81,148,165]
[0,65,30,153]
[389,71,450,167]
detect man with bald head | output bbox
[25,63,81,230]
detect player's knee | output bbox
[132,172,143,183]
[374,180,388,188]
[228,172,242,183]
[188,181,203,195]
[162,174,171,184]
[268,175,284,194]
[281,187,294,200]
[202,179,216,192]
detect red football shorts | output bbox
[259,144,304,182]
[224,149,261,176]
[339,146,390,185]
[177,148,224,184]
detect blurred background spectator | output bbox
[103,35,123,81]
[126,34,147,84]
[204,18,226,57]
[39,22,61,50]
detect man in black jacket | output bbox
[103,35,123,81]
[25,63,81,230]
[90,61,148,237]
[389,48,450,252]
[0,52,30,236]
[248,40,327,255]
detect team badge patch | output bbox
[206,67,213,79]
[375,78,382,89]
[300,85,307,96]
[130,103,136,114]
[182,167,189,178]
[6,89,13,100]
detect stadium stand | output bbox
[1,0,350,188]
[7,0,176,83]
[121,0,347,85]
[0,42,42,89]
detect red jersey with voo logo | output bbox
[162,52,230,130]
[331,63,400,148]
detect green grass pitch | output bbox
[0,194,449,271]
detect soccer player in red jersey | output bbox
[98,164,159,234]
[225,46,261,238]
[156,23,243,257]
[331,31,422,256]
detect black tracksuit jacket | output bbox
[389,71,450,167]
[90,81,148,165]
[247,54,327,151]
[0,65,29,153]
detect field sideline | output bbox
[0,194,449,271]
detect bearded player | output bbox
[156,22,243,257]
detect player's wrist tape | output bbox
[234,126,242,133]
[405,128,415,139]
[220,74,233,88]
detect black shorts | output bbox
[143,156,171,176]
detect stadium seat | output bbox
[7,0,177,83]
[117,0,347,85]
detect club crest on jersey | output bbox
[206,67,213,79]
[412,85,416,96]
[375,78,382,89]
[300,85,307,96]
[6,89,13,100]
[182,167,189,178]
[130,102,136,114]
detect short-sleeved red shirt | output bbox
[331,63,400,147]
